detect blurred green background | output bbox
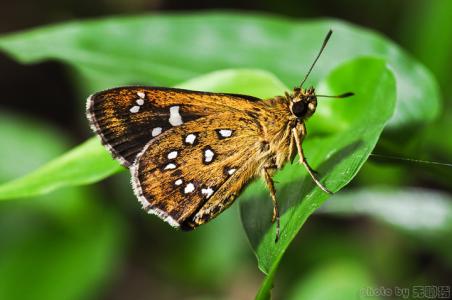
[0,1,451,300]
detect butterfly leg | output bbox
[263,167,280,242]
[292,125,333,194]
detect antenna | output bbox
[299,29,333,89]
[316,92,355,98]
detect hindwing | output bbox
[86,86,260,167]
[130,111,265,229]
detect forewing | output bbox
[86,86,261,167]
[130,111,264,228]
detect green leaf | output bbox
[0,110,97,221]
[0,112,70,181]
[0,69,287,200]
[0,13,439,131]
[322,187,452,236]
[321,186,452,266]
[286,260,380,300]
[401,1,452,91]
[239,58,396,299]
[0,137,122,200]
[0,209,124,300]
[176,68,287,99]
[0,111,125,300]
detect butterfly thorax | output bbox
[256,87,318,171]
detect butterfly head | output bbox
[290,87,317,121]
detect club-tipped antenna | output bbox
[316,92,354,98]
[299,29,333,89]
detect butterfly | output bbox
[86,30,352,242]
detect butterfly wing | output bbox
[130,110,265,229]
[86,86,260,167]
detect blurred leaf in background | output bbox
[287,260,380,300]
[396,1,452,188]
[0,112,125,300]
[0,14,439,132]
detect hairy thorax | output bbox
[256,97,297,172]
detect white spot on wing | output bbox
[136,99,144,105]
[201,187,214,199]
[169,106,183,126]
[219,129,232,137]
[184,183,195,193]
[152,127,162,137]
[164,163,176,170]
[130,106,140,113]
[228,168,236,175]
[167,151,178,159]
[137,91,145,98]
[185,133,197,144]
[175,179,183,186]
[204,149,215,163]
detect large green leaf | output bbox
[0,13,438,131]
[0,137,122,200]
[239,57,396,299]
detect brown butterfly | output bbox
[86,30,352,241]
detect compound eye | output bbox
[292,101,307,118]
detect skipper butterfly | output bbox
[86,30,352,241]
